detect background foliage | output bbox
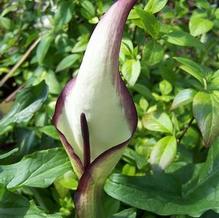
[0,0,219,217]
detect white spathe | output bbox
[57,1,133,161]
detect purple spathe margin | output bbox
[116,71,138,133]
[52,78,84,176]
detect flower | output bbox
[53,0,137,178]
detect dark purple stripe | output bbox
[80,113,91,169]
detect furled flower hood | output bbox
[53,0,137,177]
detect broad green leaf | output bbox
[0,185,61,218]
[105,138,219,217]
[0,148,71,189]
[40,125,59,140]
[174,57,204,84]
[142,112,173,134]
[193,91,219,146]
[135,8,160,38]
[189,16,213,36]
[183,137,219,195]
[122,59,141,86]
[150,136,177,170]
[0,81,48,135]
[159,80,172,95]
[142,40,164,66]
[37,34,53,64]
[105,173,183,216]
[166,31,203,48]
[56,54,80,72]
[144,0,168,14]
[171,89,197,110]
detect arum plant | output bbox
[53,0,137,217]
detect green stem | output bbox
[75,178,106,218]
[74,145,126,218]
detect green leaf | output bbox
[123,148,147,170]
[0,148,19,160]
[122,59,141,86]
[144,0,168,14]
[215,8,219,19]
[45,70,61,94]
[159,80,172,95]
[72,34,89,53]
[55,170,78,190]
[56,54,80,72]
[174,57,205,84]
[121,40,134,57]
[0,148,71,189]
[189,16,213,36]
[0,185,61,218]
[166,31,203,48]
[193,91,219,146]
[183,137,219,195]
[208,70,219,90]
[132,84,154,100]
[142,112,173,134]
[15,128,38,156]
[135,8,160,38]
[150,136,177,170]
[196,0,210,9]
[54,0,74,29]
[80,0,96,20]
[142,40,164,66]
[40,125,60,140]
[112,208,136,218]
[0,81,48,135]
[37,34,53,64]
[139,97,149,112]
[171,89,197,110]
[0,16,11,30]
[122,164,136,176]
[105,173,183,216]
[105,138,219,217]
